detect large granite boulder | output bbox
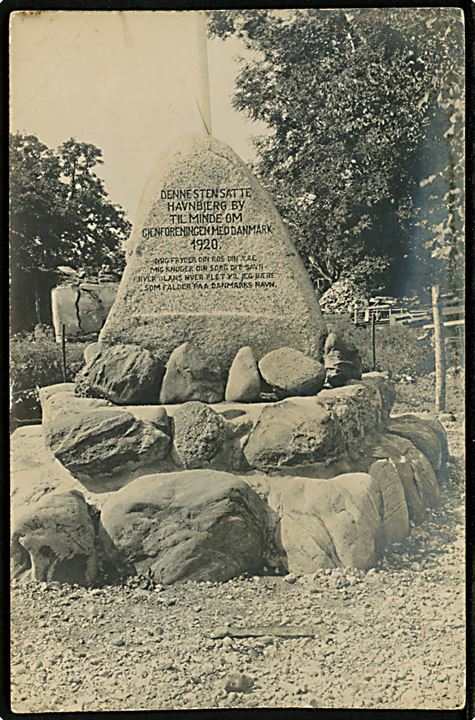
[399,413,449,472]
[358,371,395,417]
[159,342,224,404]
[11,421,158,516]
[83,341,102,365]
[172,401,227,469]
[11,425,80,512]
[98,133,327,369]
[225,346,261,402]
[323,332,362,388]
[267,473,383,573]
[41,389,170,478]
[316,384,380,455]
[99,470,269,584]
[391,435,440,510]
[363,434,439,523]
[243,399,343,471]
[386,414,445,473]
[258,347,325,399]
[367,460,409,545]
[75,343,164,405]
[11,490,97,584]
[414,415,449,467]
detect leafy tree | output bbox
[55,138,130,271]
[10,133,67,276]
[407,11,465,293]
[10,132,130,328]
[208,8,464,296]
[10,132,130,275]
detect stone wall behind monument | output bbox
[99,133,326,371]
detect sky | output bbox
[10,11,268,222]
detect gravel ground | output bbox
[10,416,465,712]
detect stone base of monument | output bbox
[10,371,448,587]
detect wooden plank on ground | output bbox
[207,625,317,639]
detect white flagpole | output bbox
[191,11,212,136]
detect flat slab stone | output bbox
[10,424,170,502]
[99,133,326,369]
[125,395,330,424]
[40,389,171,479]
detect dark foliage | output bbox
[10,133,130,330]
[208,8,464,296]
[10,329,87,427]
[324,314,435,379]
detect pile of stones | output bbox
[319,279,367,314]
[9,133,448,591]
[75,332,361,407]
[11,357,446,588]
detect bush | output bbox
[10,329,87,392]
[323,314,435,380]
[10,328,87,427]
[375,324,434,380]
[394,370,464,416]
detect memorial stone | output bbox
[99,133,326,370]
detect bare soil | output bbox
[10,412,465,712]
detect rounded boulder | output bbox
[225,346,261,402]
[99,470,269,584]
[172,401,227,469]
[159,342,224,404]
[258,347,325,399]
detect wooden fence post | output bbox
[431,284,446,412]
[371,312,377,371]
[61,323,67,383]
